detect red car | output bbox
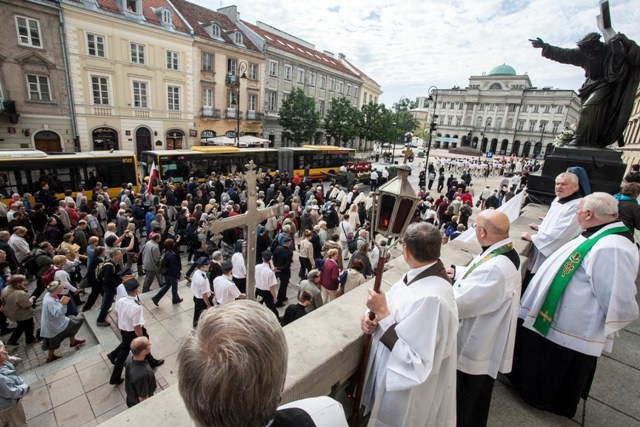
[346,161,371,173]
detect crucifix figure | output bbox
[205,161,283,299]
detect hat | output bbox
[261,250,273,261]
[221,261,233,272]
[195,258,209,268]
[124,278,140,292]
[257,225,266,235]
[46,281,62,293]
[117,267,133,277]
[282,235,292,243]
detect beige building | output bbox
[337,55,382,108]
[417,64,581,158]
[61,0,194,156]
[170,1,265,143]
[618,85,640,168]
[0,0,75,152]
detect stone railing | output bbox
[101,203,545,426]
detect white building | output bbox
[418,64,581,158]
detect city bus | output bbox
[0,149,138,203]
[139,145,357,182]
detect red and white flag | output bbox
[147,160,159,195]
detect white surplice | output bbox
[520,221,639,356]
[528,196,582,273]
[362,267,458,427]
[452,238,522,378]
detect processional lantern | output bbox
[374,165,420,242]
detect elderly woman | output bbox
[319,248,340,303]
[0,339,29,427]
[8,227,30,265]
[298,230,314,281]
[342,258,367,294]
[1,275,36,346]
[40,281,85,363]
[614,182,640,242]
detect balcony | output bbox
[246,111,263,121]
[201,107,221,118]
[0,100,20,123]
[168,111,182,120]
[134,109,150,119]
[93,107,113,116]
[225,108,243,119]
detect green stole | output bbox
[533,225,628,336]
[461,242,513,281]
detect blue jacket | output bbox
[0,361,28,411]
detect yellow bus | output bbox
[140,145,357,182]
[0,149,139,204]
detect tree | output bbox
[360,102,394,146]
[392,98,420,145]
[278,88,321,146]
[323,97,361,147]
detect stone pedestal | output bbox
[527,146,625,205]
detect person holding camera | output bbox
[40,281,85,363]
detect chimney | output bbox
[217,5,238,22]
[323,50,334,57]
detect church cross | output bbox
[206,161,283,299]
[539,310,552,323]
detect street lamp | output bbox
[424,86,438,178]
[393,96,409,163]
[227,61,247,147]
[538,122,546,158]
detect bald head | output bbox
[475,210,510,245]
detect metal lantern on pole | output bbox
[350,164,419,426]
[423,86,438,179]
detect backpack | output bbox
[270,234,282,254]
[445,223,457,238]
[339,269,348,286]
[315,258,325,270]
[40,266,56,288]
[158,250,168,275]
[20,251,42,275]
[95,260,112,283]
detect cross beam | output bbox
[206,162,283,299]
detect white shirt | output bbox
[255,262,277,291]
[213,274,241,305]
[53,268,77,296]
[521,222,639,356]
[339,220,353,243]
[370,171,378,180]
[231,252,246,279]
[116,283,127,301]
[115,296,144,332]
[382,169,389,179]
[277,396,348,427]
[453,238,522,378]
[190,269,210,299]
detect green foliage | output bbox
[278,88,321,146]
[360,102,395,143]
[323,97,362,147]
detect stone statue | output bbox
[530,32,640,148]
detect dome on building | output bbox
[488,64,517,76]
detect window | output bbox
[497,104,505,112]
[517,120,525,131]
[26,74,50,101]
[447,116,453,126]
[267,91,277,111]
[161,9,172,25]
[346,84,351,95]
[166,51,179,70]
[540,120,548,131]
[202,53,213,71]
[544,105,550,113]
[234,32,243,45]
[552,121,561,134]
[354,87,358,98]
[126,0,139,13]
[87,33,105,57]
[15,16,42,48]
[337,81,343,93]
[450,102,455,109]
[284,65,292,81]
[130,43,145,64]
[132,81,148,108]
[456,117,462,126]
[319,76,325,89]
[479,103,485,111]
[248,63,258,80]
[533,105,539,113]
[476,117,483,128]
[488,104,494,111]
[529,120,537,131]
[486,117,492,127]
[521,105,528,112]
[309,72,316,87]
[269,61,278,77]
[329,78,335,91]
[297,69,305,84]
[509,104,517,112]
[489,82,502,90]
[496,118,502,129]
[318,100,325,116]
[283,93,289,103]
[248,94,257,111]
[227,58,237,76]
[91,76,109,105]
[202,88,213,107]
[167,86,180,111]
[458,102,464,110]
[226,91,236,108]
[557,105,563,114]
[209,24,221,39]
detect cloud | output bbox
[194,0,639,105]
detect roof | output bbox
[85,0,192,34]
[243,21,357,77]
[170,0,261,53]
[488,64,517,76]
[340,57,380,86]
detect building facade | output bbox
[0,0,75,152]
[618,85,640,168]
[61,0,195,156]
[171,2,265,144]
[241,21,363,147]
[418,64,581,158]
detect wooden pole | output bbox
[349,247,387,427]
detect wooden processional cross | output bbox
[206,161,283,299]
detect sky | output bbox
[190,0,639,106]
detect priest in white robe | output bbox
[361,222,458,427]
[447,210,522,427]
[520,172,582,292]
[508,192,639,418]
